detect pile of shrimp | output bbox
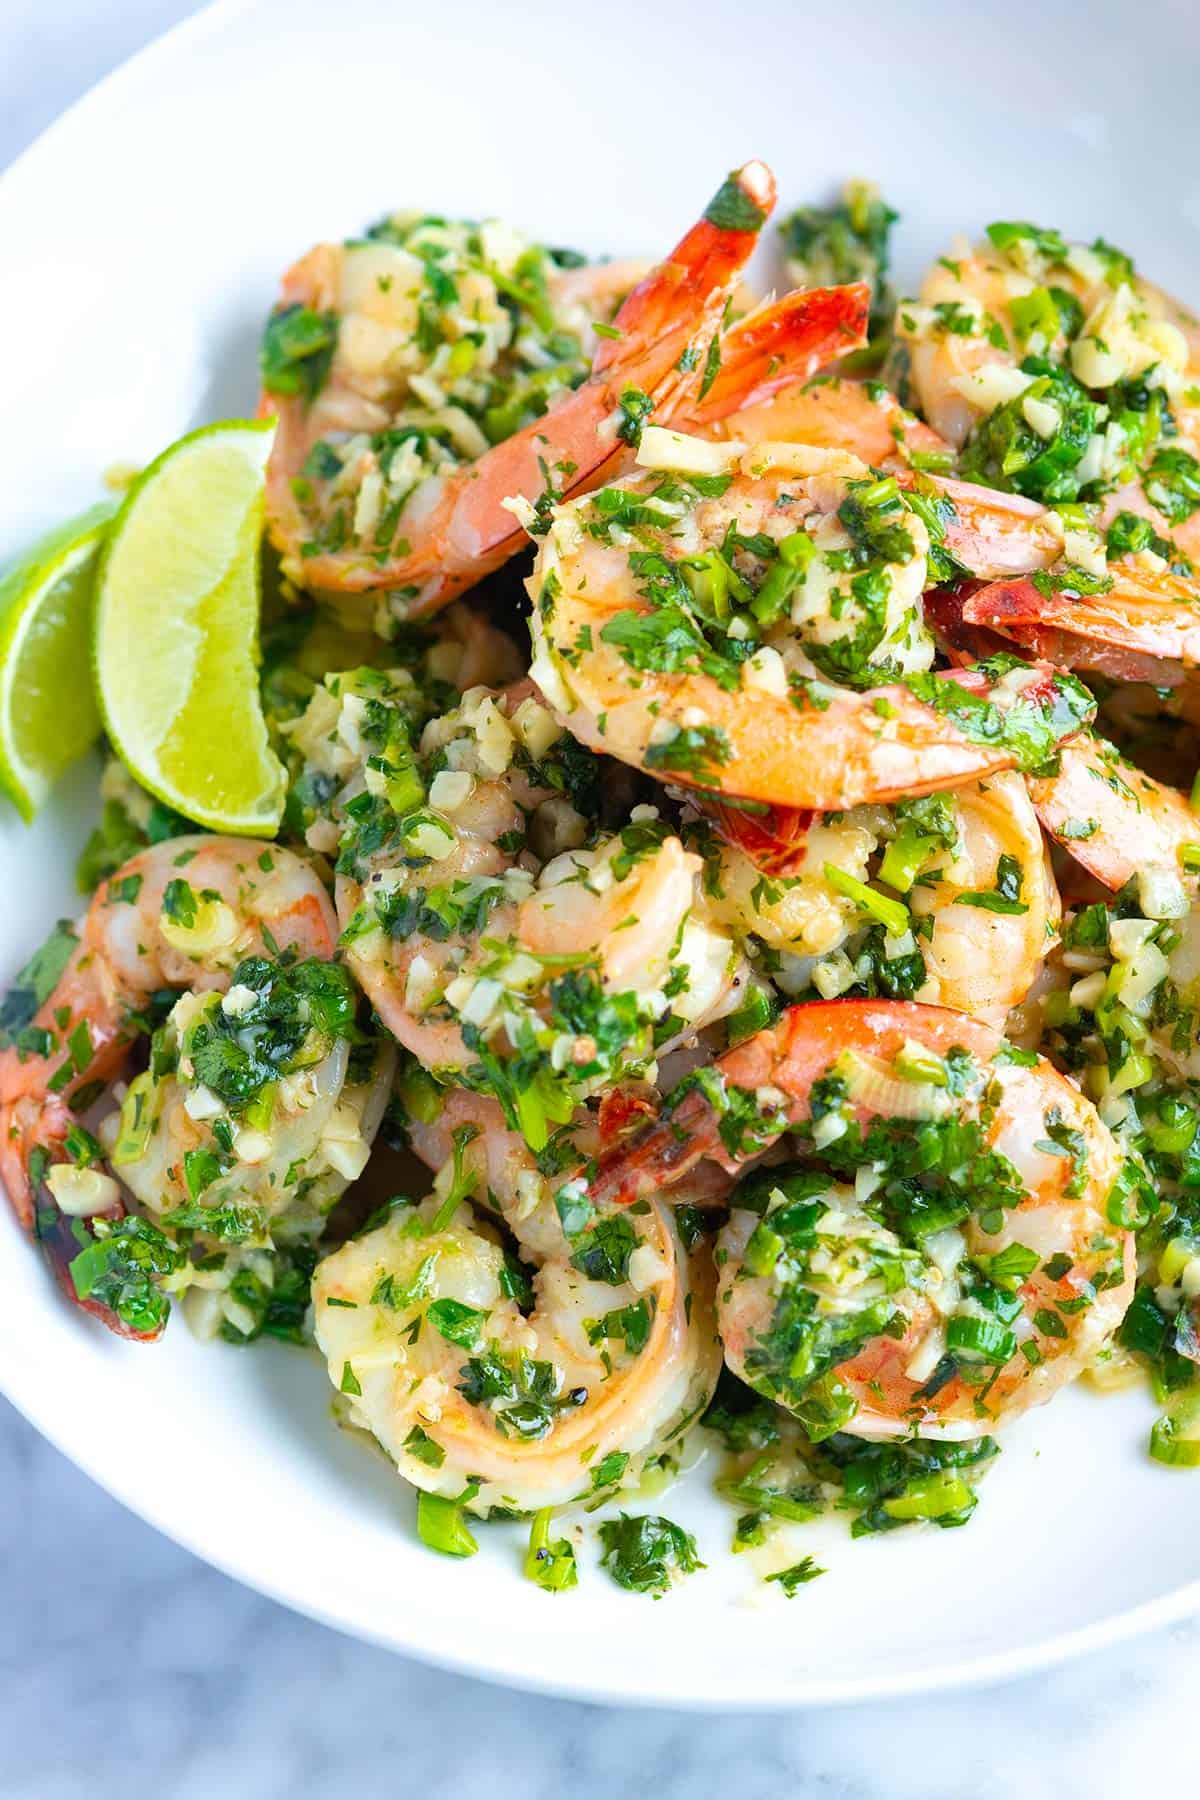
[9,164,1200,1574]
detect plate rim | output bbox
[2,0,1200,1709]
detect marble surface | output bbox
[3,4,1199,1795]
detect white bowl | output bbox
[2,0,1198,1708]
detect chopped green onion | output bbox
[1149,1388,1200,1469]
[725,986,774,1048]
[524,1508,578,1591]
[882,1469,975,1521]
[824,864,909,937]
[878,824,933,895]
[945,1315,1016,1365]
[894,1041,947,1086]
[743,1221,783,1278]
[417,1491,479,1557]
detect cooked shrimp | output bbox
[99,984,394,1341]
[527,435,1096,810]
[898,771,1059,1022]
[697,771,1055,1023]
[0,838,339,1336]
[1028,730,1200,892]
[312,1091,721,1511]
[262,166,869,616]
[708,375,951,473]
[961,567,1200,689]
[1028,731,1200,1084]
[901,226,1199,460]
[891,221,1200,682]
[590,999,1132,1439]
[314,673,749,1141]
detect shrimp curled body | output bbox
[591,999,1132,1440]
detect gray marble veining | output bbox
[2,1394,1196,1800]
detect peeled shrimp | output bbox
[902,229,1200,463]
[893,224,1200,684]
[590,998,1132,1439]
[700,770,1057,1024]
[528,440,1095,810]
[262,163,869,614]
[0,838,340,1335]
[320,676,749,1132]
[312,1091,721,1511]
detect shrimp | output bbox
[900,226,1200,464]
[890,221,1200,684]
[893,771,1060,1023]
[961,567,1200,689]
[1026,731,1200,1087]
[1028,730,1200,893]
[706,374,951,473]
[527,435,1096,810]
[261,164,869,615]
[312,1091,722,1512]
[589,999,1132,1439]
[697,770,1056,1024]
[99,990,395,1343]
[0,837,341,1336]
[307,671,750,1144]
[901,486,1200,690]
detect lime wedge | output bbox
[0,504,115,820]
[94,420,286,835]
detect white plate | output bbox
[2,0,1199,1710]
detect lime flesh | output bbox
[94,420,286,835]
[0,504,114,821]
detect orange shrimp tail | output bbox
[690,283,870,424]
[703,797,814,877]
[591,160,777,390]
[963,576,1200,687]
[923,583,1016,666]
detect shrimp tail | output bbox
[963,574,1200,688]
[702,796,814,877]
[589,160,778,393]
[689,282,871,424]
[923,583,1013,666]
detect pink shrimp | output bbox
[0,839,338,1337]
[261,164,869,615]
[589,999,1132,1440]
